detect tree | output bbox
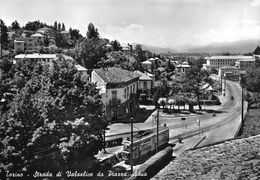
[54,21,58,30]
[73,38,107,69]
[111,40,121,51]
[24,21,45,31]
[100,51,138,71]
[86,23,99,39]
[58,23,61,31]
[11,20,21,31]
[61,23,66,31]
[242,68,260,107]
[69,28,82,45]
[182,66,212,111]
[0,19,9,48]
[0,57,106,173]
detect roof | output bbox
[153,134,260,180]
[219,66,240,70]
[31,33,44,37]
[93,67,140,84]
[61,31,70,34]
[142,60,152,64]
[177,61,190,68]
[15,54,57,59]
[134,70,152,81]
[207,56,253,60]
[75,64,87,71]
[14,53,73,60]
[236,59,255,62]
[14,40,25,43]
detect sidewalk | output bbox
[170,135,206,157]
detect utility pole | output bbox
[130,117,134,174]
[241,84,244,125]
[156,108,159,153]
[223,73,226,96]
[0,20,2,58]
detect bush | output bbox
[127,146,173,180]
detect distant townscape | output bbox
[1,19,260,179]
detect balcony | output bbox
[109,99,121,106]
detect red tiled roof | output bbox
[93,67,140,84]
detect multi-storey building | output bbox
[176,61,191,73]
[141,60,152,72]
[134,70,153,96]
[91,67,140,122]
[14,37,38,52]
[60,31,71,42]
[14,54,87,79]
[218,66,241,81]
[235,59,255,71]
[203,56,254,71]
[31,33,44,45]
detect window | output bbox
[144,81,147,89]
[112,91,117,100]
[127,87,129,98]
[130,85,132,94]
[133,84,135,93]
[124,88,126,98]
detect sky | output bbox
[0,0,260,50]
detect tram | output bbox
[121,126,169,162]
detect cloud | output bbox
[194,19,260,45]
[102,24,169,47]
[250,0,260,6]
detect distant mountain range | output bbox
[132,43,177,54]
[183,39,260,54]
[135,39,260,54]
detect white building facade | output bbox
[91,67,140,122]
[203,56,254,71]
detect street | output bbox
[106,79,245,149]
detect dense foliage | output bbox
[0,56,106,173]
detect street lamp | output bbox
[223,73,226,96]
[156,108,159,153]
[0,20,3,58]
[240,71,246,125]
[197,119,201,136]
[129,117,134,174]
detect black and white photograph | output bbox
[1,0,260,179]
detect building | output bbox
[176,61,191,73]
[121,43,132,51]
[14,54,85,78]
[134,70,153,96]
[218,66,241,81]
[31,33,44,44]
[14,37,38,52]
[75,64,89,81]
[60,31,71,42]
[142,60,152,72]
[203,56,254,71]
[91,67,140,122]
[235,59,255,71]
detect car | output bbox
[230,96,234,100]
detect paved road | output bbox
[106,79,244,147]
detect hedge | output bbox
[127,146,173,180]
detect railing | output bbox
[109,99,121,106]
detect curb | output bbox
[192,135,206,149]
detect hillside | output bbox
[183,39,260,54]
